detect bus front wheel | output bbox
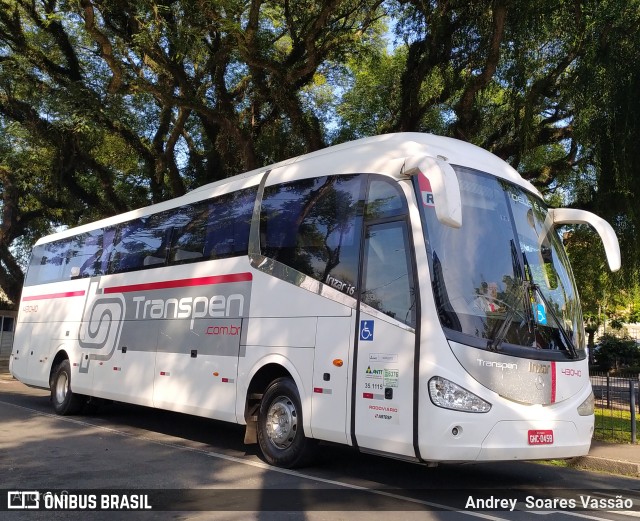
[257,377,316,468]
[50,360,84,415]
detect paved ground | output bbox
[4,375,640,521]
[1,368,639,478]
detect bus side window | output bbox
[110,214,175,273]
[361,176,414,326]
[26,240,71,285]
[362,222,416,328]
[365,177,408,219]
[203,188,255,259]
[260,175,364,296]
[72,230,104,278]
[169,202,209,264]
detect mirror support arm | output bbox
[403,156,462,228]
[549,208,621,272]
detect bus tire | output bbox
[50,359,84,415]
[257,377,316,468]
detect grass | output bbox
[594,408,636,444]
[537,409,635,468]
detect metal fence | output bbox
[590,372,638,443]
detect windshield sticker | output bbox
[508,191,546,213]
[418,174,435,207]
[533,303,547,325]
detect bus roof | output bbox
[35,132,539,245]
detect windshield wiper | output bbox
[522,251,578,359]
[528,280,578,358]
[486,240,531,351]
[486,242,578,357]
[486,282,526,351]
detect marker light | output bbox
[577,391,595,416]
[428,376,491,413]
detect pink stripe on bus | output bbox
[23,291,85,301]
[103,273,253,294]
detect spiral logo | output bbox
[78,282,125,372]
[79,296,124,349]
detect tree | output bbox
[593,333,640,372]
[0,0,384,305]
[335,0,640,324]
[570,0,640,284]
[1,0,639,317]
[338,0,586,188]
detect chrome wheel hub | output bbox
[55,373,68,404]
[265,396,297,449]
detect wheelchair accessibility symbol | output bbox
[360,320,374,341]
[533,303,547,325]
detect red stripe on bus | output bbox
[103,273,253,294]
[23,291,86,301]
[550,361,557,404]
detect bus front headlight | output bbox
[428,376,491,413]
[577,392,595,416]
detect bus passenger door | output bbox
[353,220,418,459]
[311,315,353,445]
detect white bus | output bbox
[10,133,620,468]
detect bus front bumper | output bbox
[476,419,593,460]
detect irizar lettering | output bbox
[325,274,356,296]
[528,362,550,374]
[132,294,244,329]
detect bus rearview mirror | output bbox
[548,208,621,272]
[403,156,462,228]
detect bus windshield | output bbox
[418,165,585,359]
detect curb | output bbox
[568,455,640,477]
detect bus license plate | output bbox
[528,430,554,445]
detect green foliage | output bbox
[333,48,409,141]
[594,408,635,444]
[0,0,385,304]
[571,0,640,284]
[593,333,640,372]
[0,0,639,314]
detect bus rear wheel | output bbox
[50,359,84,415]
[257,377,316,468]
